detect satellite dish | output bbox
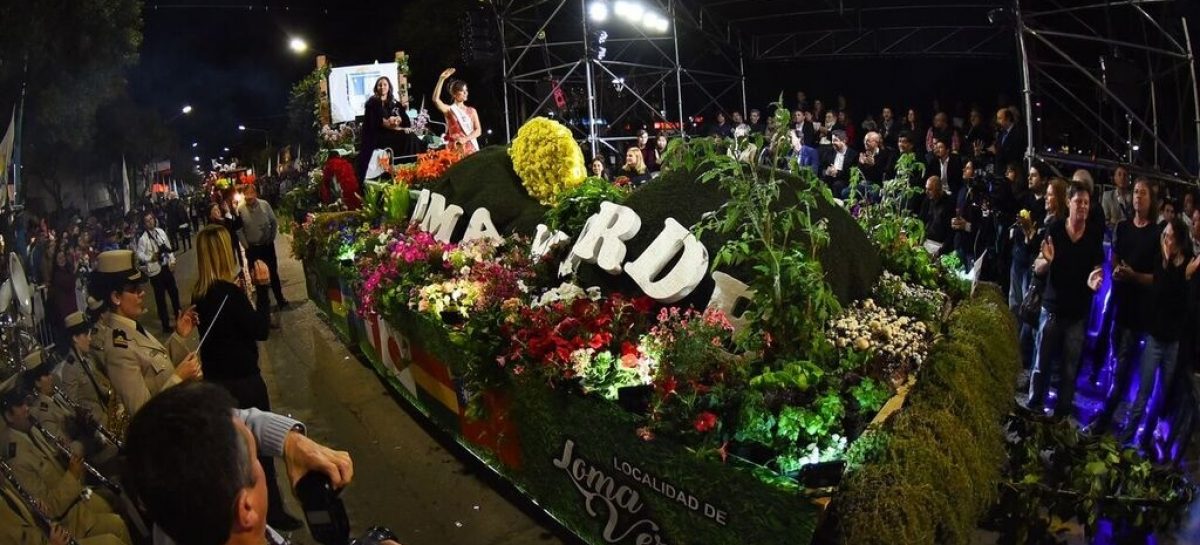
[8,253,32,318]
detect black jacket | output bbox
[195,280,270,381]
[926,155,964,195]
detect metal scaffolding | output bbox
[1016,0,1199,182]
[493,0,745,159]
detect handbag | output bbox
[1019,269,1045,326]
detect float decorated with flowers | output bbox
[294,107,1021,545]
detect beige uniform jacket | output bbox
[0,481,129,545]
[0,426,82,519]
[0,481,43,545]
[100,313,188,416]
[0,427,123,542]
[30,393,75,444]
[61,347,112,424]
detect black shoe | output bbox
[268,511,304,531]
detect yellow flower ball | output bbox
[509,117,587,206]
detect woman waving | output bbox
[434,67,482,155]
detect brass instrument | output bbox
[52,386,125,452]
[0,459,80,545]
[104,390,130,445]
[30,417,121,494]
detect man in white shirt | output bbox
[820,130,857,196]
[1101,164,1133,230]
[135,211,181,332]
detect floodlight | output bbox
[289,37,308,54]
[589,1,609,23]
[614,1,645,22]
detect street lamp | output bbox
[289,37,308,54]
[167,104,194,123]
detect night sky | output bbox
[130,1,413,164]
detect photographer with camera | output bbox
[135,211,181,333]
[125,382,402,545]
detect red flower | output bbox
[659,376,677,396]
[631,296,656,315]
[693,411,719,433]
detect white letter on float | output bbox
[463,208,503,243]
[569,201,641,274]
[411,190,463,243]
[624,218,709,303]
[531,224,571,259]
[707,271,754,333]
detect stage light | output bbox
[223,147,230,152]
[289,37,308,54]
[614,1,645,22]
[589,1,609,23]
[181,105,193,114]
[1132,145,1141,151]
[193,156,200,162]
[642,13,668,33]
[191,142,198,148]
[238,125,247,131]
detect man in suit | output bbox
[821,130,858,196]
[878,106,899,149]
[857,131,895,185]
[990,107,1025,175]
[926,139,963,196]
[919,175,954,243]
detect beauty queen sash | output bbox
[449,104,479,152]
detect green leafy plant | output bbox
[543,176,630,234]
[666,94,840,360]
[848,377,890,415]
[991,415,1196,543]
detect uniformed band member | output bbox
[1,475,127,545]
[87,250,201,416]
[61,311,114,427]
[0,388,131,544]
[21,357,83,456]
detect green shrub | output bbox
[834,286,1020,545]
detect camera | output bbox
[296,471,397,545]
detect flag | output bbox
[121,155,131,213]
[0,109,15,207]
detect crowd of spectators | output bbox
[605,90,1200,452]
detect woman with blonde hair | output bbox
[190,224,302,529]
[621,146,650,186]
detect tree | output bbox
[0,0,143,206]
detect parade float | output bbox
[290,103,1035,544]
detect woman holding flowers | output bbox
[434,68,481,155]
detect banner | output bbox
[121,155,131,213]
[0,109,14,207]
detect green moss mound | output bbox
[426,145,550,238]
[426,147,882,306]
[834,286,1021,545]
